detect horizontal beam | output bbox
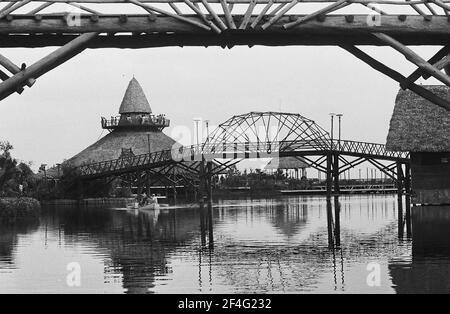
[0,15,449,47]
[2,0,450,3]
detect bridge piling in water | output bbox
[334,196,341,247]
[206,161,214,249]
[397,162,405,239]
[326,199,334,249]
[333,153,340,196]
[405,163,412,238]
[326,154,333,200]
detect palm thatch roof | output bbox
[386,86,450,152]
[66,130,176,167]
[264,157,309,170]
[119,78,152,114]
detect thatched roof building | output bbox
[66,78,174,167]
[386,86,450,205]
[264,157,309,170]
[386,85,450,152]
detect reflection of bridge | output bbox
[0,1,450,110]
[76,112,411,201]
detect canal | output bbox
[0,195,449,294]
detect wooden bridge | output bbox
[75,112,411,199]
[0,0,450,110]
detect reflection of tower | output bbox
[269,203,308,238]
[39,205,201,294]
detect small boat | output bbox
[139,202,160,211]
[127,201,159,211]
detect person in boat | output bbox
[149,194,158,204]
[140,192,149,206]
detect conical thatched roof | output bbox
[119,78,152,114]
[386,86,450,152]
[264,157,309,170]
[66,130,176,167]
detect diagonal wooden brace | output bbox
[422,53,450,79]
[340,44,450,111]
[374,32,450,87]
[0,32,98,101]
[401,44,450,89]
[0,53,36,87]
[0,69,24,94]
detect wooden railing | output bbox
[77,139,409,178]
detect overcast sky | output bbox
[0,44,440,170]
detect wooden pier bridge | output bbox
[75,112,411,200]
[0,0,450,111]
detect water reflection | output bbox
[0,196,448,293]
[389,205,450,294]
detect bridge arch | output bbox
[206,111,331,151]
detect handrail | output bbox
[101,115,170,129]
[77,139,409,177]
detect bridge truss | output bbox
[0,0,449,110]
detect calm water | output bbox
[0,195,449,294]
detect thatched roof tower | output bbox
[119,77,152,115]
[386,85,450,152]
[66,78,174,167]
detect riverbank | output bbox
[0,197,41,223]
[43,197,135,208]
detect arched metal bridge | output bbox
[75,112,410,197]
[0,0,450,110]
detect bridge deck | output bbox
[77,140,410,179]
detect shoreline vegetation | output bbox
[0,197,41,223]
[2,139,395,210]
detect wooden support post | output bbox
[404,162,412,238]
[0,32,98,101]
[397,162,404,239]
[199,159,207,246]
[146,172,151,196]
[326,198,334,249]
[206,161,214,249]
[334,196,341,247]
[326,154,333,200]
[333,153,340,195]
[172,183,177,204]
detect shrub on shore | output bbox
[0,197,41,223]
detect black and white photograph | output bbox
[0,0,449,299]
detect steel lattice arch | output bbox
[206,112,330,149]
